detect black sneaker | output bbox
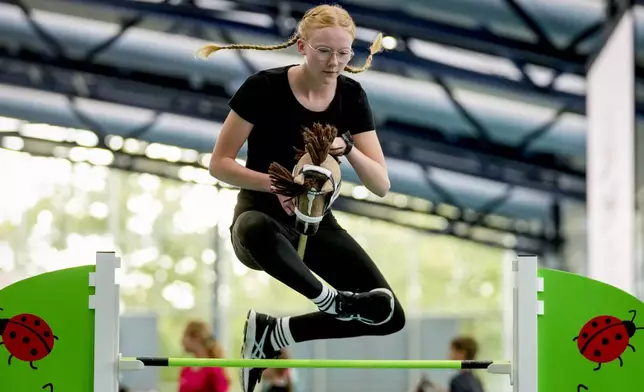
[240,309,281,392]
[335,288,395,326]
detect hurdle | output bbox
[1,252,642,392]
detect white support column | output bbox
[90,251,121,392]
[513,255,539,392]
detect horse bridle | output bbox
[291,163,342,225]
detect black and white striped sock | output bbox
[270,317,296,351]
[311,285,338,314]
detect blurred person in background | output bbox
[179,320,231,392]
[447,336,484,392]
[410,374,445,392]
[260,349,296,392]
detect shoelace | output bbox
[337,289,360,314]
[247,323,273,386]
[337,289,378,324]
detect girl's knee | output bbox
[388,305,406,334]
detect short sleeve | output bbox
[349,85,376,135]
[228,72,269,125]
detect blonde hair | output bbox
[184,321,230,382]
[196,4,384,74]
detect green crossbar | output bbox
[123,357,508,369]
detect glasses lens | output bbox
[315,47,353,62]
[338,53,352,62]
[316,48,332,60]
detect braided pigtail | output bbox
[344,32,384,74]
[196,35,299,59]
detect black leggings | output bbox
[231,210,406,342]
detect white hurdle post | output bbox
[513,254,540,392]
[90,252,121,392]
[91,252,143,392]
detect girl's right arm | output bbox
[208,109,272,193]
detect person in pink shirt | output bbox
[179,320,230,392]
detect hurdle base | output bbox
[487,363,513,386]
[119,354,145,371]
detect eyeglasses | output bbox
[305,41,354,63]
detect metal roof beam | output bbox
[48,0,644,119]
[378,125,585,201]
[0,2,607,159]
[332,198,550,256]
[56,0,644,80]
[0,80,560,218]
[0,46,586,201]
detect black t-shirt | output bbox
[449,371,484,392]
[227,64,376,229]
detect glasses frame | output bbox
[303,41,354,63]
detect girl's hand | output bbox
[276,193,295,215]
[331,136,347,154]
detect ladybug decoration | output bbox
[0,308,58,370]
[573,309,644,371]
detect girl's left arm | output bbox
[343,131,390,197]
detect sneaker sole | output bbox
[371,288,395,326]
[240,309,257,392]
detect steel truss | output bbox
[51,0,644,117]
[0,45,586,204]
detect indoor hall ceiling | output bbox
[0,0,641,231]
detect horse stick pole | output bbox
[297,234,308,258]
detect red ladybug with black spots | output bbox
[573,309,644,371]
[0,307,58,370]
